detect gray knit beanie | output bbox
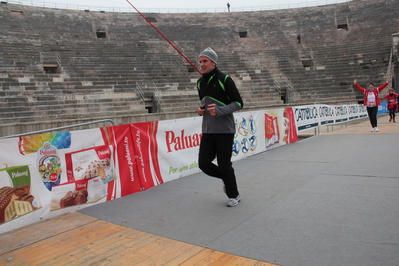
[199,47,218,64]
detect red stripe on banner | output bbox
[130,122,163,190]
[107,125,143,196]
[283,108,299,144]
[149,121,163,185]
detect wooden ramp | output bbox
[0,212,278,265]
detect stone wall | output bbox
[0,0,398,136]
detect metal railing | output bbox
[3,0,353,13]
[283,77,293,93]
[386,47,394,79]
[152,81,162,113]
[40,51,61,65]
[135,82,146,104]
[274,79,282,94]
[0,119,114,139]
[298,46,314,59]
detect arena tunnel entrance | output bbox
[43,64,59,74]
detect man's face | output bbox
[199,56,216,74]
[368,84,375,90]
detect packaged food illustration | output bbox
[50,177,106,211]
[0,164,42,224]
[51,182,85,210]
[65,145,115,184]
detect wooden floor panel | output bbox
[0,212,279,265]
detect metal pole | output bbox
[0,119,114,139]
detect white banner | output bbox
[0,103,386,233]
[0,128,108,233]
[232,110,265,161]
[157,116,203,182]
[293,104,368,131]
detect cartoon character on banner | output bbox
[241,138,249,154]
[238,117,248,136]
[249,115,257,135]
[249,135,257,152]
[18,132,71,191]
[232,139,241,157]
[234,115,257,156]
[37,142,62,191]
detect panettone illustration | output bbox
[0,185,36,224]
[60,189,88,208]
[96,167,107,180]
[76,159,110,180]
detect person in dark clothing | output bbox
[227,2,230,12]
[196,47,244,207]
[297,34,301,44]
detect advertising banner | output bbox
[293,105,320,131]
[130,121,163,188]
[232,111,265,160]
[0,165,41,224]
[334,105,349,123]
[102,124,142,198]
[156,116,203,182]
[264,107,298,149]
[0,103,387,233]
[0,128,109,233]
[294,104,368,131]
[378,103,388,114]
[319,104,335,125]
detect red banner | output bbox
[130,122,163,190]
[103,125,144,196]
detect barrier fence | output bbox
[0,103,387,233]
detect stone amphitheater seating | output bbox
[0,0,398,136]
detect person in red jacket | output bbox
[353,77,391,132]
[384,88,399,122]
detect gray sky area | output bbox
[8,0,351,12]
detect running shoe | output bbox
[227,195,241,207]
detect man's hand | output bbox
[353,79,358,84]
[197,104,205,116]
[207,103,217,116]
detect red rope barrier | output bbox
[126,0,202,75]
